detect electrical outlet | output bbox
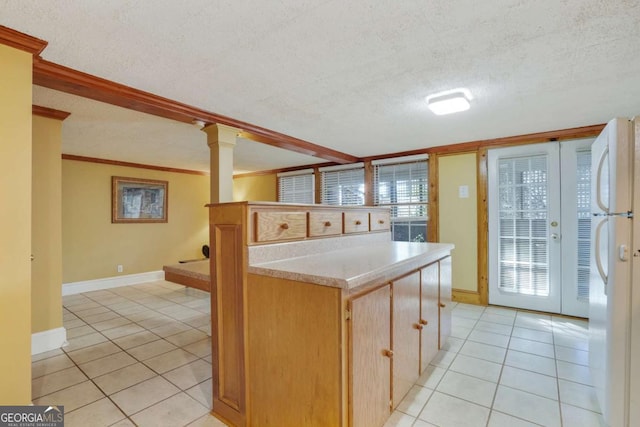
[117,265,123,273]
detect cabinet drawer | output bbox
[343,212,369,234]
[370,211,390,231]
[308,211,342,237]
[255,212,307,242]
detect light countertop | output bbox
[163,260,209,282]
[248,242,454,291]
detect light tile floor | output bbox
[386,303,605,427]
[33,280,224,427]
[33,281,604,427]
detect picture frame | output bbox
[112,176,168,223]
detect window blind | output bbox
[576,149,591,300]
[373,160,428,242]
[320,167,365,206]
[278,171,314,204]
[497,155,549,296]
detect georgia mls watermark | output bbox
[0,406,64,427]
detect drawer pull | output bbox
[382,349,394,358]
[355,220,362,225]
[280,223,289,230]
[414,323,424,330]
[378,219,385,224]
[324,221,332,227]
[419,319,428,325]
[439,302,446,308]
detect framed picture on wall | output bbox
[112,176,168,223]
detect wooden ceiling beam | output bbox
[32,58,358,164]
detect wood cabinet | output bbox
[255,211,306,242]
[439,255,453,347]
[391,272,421,407]
[343,211,369,234]
[370,211,391,232]
[350,285,392,427]
[420,262,440,372]
[207,202,453,427]
[247,203,390,244]
[308,210,342,237]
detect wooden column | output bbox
[203,123,239,203]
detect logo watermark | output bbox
[0,405,64,427]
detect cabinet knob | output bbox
[419,319,428,325]
[355,220,362,225]
[382,349,394,358]
[324,221,332,227]
[378,219,385,224]
[280,223,289,230]
[439,302,446,308]
[414,323,424,330]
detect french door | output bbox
[488,139,593,317]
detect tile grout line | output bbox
[54,282,213,425]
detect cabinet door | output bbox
[350,285,392,427]
[343,211,369,234]
[439,256,453,348]
[392,272,421,407]
[308,210,342,237]
[420,262,439,372]
[255,211,307,242]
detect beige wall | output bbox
[233,174,277,202]
[0,44,32,404]
[438,153,478,292]
[62,160,210,283]
[32,116,64,333]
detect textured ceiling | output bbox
[4,0,640,172]
[33,87,324,173]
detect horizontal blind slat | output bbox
[372,160,428,242]
[278,173,314,204]
[320,167,365,205]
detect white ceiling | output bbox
[4,1,640,172]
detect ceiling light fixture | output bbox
[426,89,472,115]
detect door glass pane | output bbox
[497,155,549,296]
[576,150,591,300]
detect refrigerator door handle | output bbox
[594,217,608,288]
[595,145,609,214]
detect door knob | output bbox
[551,233,560,241]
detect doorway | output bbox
[487,139,593,317]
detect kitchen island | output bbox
[208,202,453,427]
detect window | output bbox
[575,149,591,300]
[277,169,314,204]
[320,163,365,206]
[373,157,428,242]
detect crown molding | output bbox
[32,105,71,121]
[0,25,48,55]
[62,154,209,176]
[271,123,606,175]
[32,57,358,164]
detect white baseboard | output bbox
[62,270,165,296]
[32,327,67,355]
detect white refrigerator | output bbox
[589,117,639,427]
